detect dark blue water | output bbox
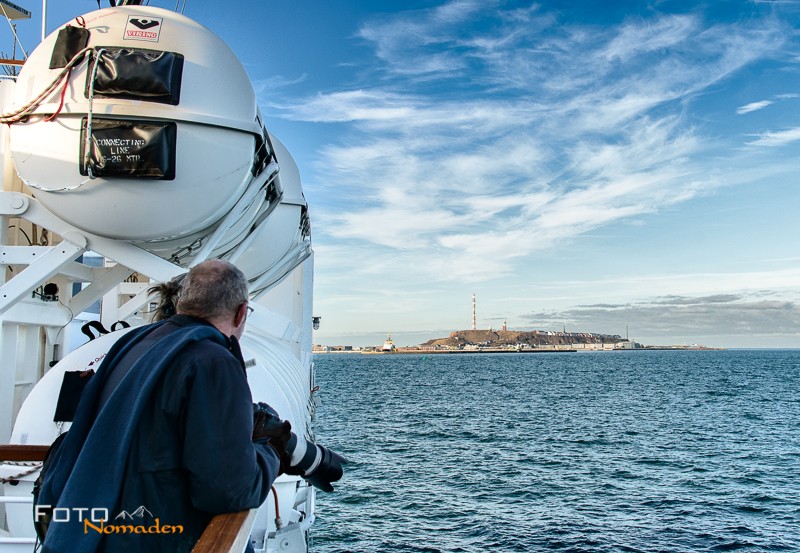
[309,350,800,552]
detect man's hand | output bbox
[252,402,292,472]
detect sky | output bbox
[9,0,800,348]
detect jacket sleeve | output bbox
[181,352,281,514]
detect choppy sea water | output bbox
[309,350,800,552]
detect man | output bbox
[37,260,283,552]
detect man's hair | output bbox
[176,260,248,321]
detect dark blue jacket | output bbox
[42,315,279,553]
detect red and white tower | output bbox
[472,293,476,331]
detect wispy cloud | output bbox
[737,93,799,115]
[280,90,419,123]
[602,15,699,63]
[270,1,791,285]
[747,127,800,146]
[252,74,307,94]
[737,100,772,114]
[354,0,498,77]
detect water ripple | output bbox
[311,350,800,552]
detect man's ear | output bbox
[233,303,248,328]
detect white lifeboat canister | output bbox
[8,7,276,246]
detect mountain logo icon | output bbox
[115,506,154,520]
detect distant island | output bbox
[314,329,722,354]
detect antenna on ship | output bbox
[472,293,476,331]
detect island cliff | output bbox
[422,329,625,349]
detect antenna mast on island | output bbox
[472,293,476,331]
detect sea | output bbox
[308,350,800,553]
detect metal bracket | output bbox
[0,233,87,314]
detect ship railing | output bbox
[192,509,257,553]
[0,444,49,462]
[0,445,47,548]
[0,445,254,553]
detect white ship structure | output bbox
[0,3,319,552]
[381,336,396,352]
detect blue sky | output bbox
[13,0,800,348]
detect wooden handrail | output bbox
[192,509,257,553]
[0,444,49,462]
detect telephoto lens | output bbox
[284,433,347,492]
[252,402,347,492]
